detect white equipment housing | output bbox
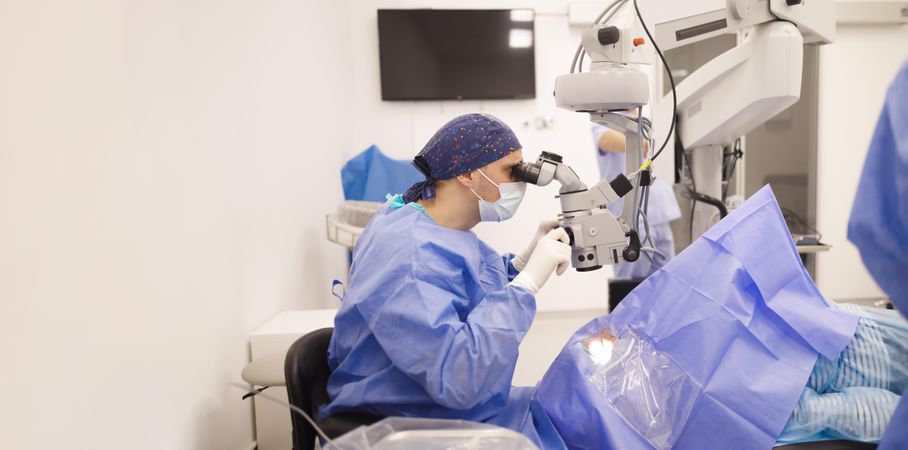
[650,0,834,51]
[554,0,835,239]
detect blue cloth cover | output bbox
[537,186,858,450]
[848,60,908,450]
[322,196,566,449]
[341,145,423,202]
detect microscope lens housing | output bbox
[513,162,540,185]
[513,152,564,185]
[517,151,639,271]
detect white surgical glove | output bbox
[510,228,572,294]
[512,219,561,272]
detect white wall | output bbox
[814,20,908,301]
[12,1,901,448]
[347,0,630,311]
[0,1,352,449]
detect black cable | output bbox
[722,159,735,199]
[722,151,738,200]
[722,139,742,200]
[632,0,677,162]
[689,191,728,218]
[689,199,695,242]
[230,382,334,445]
[638,180,663,267]
[241,385,270,400]
[628,107,647,236]
[682,146,728,240]
[682,148,697,241]
[676,125,697,241]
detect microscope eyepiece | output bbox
[513,162,541,185]
[514,151,563,185]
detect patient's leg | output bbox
[780,386,900,442]
[779,304,908,443]
[828,304,908,395]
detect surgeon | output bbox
[848,60,908,449]
[322,113,569,449]
[591,112,680,281]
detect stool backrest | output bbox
[284,327,334,450]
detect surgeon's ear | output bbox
[455,171,476,189]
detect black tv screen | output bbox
[377,9,536,101]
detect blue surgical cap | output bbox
[402,113,521,203]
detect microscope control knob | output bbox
[564,227,575,246]
[597,26,620,46]
[622,246,640,262]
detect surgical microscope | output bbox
[514,150,641,271]
[515,0,835,271]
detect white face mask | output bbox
[470,169,527,222]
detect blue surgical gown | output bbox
[592,124,681,279]
[848,60,908,450]
[322,195,566,450]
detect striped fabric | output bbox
[779,304,908,443]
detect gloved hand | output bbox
[510,228,572,294]
[512,219,561,272]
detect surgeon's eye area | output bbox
[507,162,523,182]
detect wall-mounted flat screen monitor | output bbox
[377,9,536,101]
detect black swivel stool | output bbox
[284,327,384,450]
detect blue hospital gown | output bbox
[323,196,566,450]
[592,123,681,279]
[848,60,908,449]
